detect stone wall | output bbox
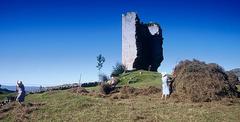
[122,12,163,71]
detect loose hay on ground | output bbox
[70,85,161,99]
[0,102,45,121]
[70,87,89,95]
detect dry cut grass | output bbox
[1,89,240,122]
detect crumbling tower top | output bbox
[122,12,163,71]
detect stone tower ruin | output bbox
[122,12,163,71]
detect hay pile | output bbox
[172,59,239,102]
[226,71,239,88]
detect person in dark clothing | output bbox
[16,80,26,105]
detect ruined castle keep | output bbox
[122,12,163,71]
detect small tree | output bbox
[96,54,105,74]
[96,54,105,81]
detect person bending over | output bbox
[16,80,26,105]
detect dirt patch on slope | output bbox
[70,87,89,95]
[119,86,161,95]
[110,86,161,100]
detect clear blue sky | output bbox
[0,0,240,86]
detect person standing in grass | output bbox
[16,80,26,105]
[161,72,170,100]
[108,75,118,88]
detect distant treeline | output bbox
[81,82,100,87]
[28,82,101,94]
[0,88,14,94]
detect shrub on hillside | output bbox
[111,63,126,77]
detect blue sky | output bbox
[0,0,240,86]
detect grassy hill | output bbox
[1,71,240,121]
[0,93,16,101]
[118,70,162,87]
[0,88,15,101]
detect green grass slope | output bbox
[0,93,16,101]
[1,71,240,122]
[237,85,240,92]
[2,90,239,122]
[118,70,162,88]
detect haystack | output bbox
[172,59,239,102]
[226,71,239,88]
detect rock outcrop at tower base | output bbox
[122,12,163,71]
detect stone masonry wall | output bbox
[122,12,163,71]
